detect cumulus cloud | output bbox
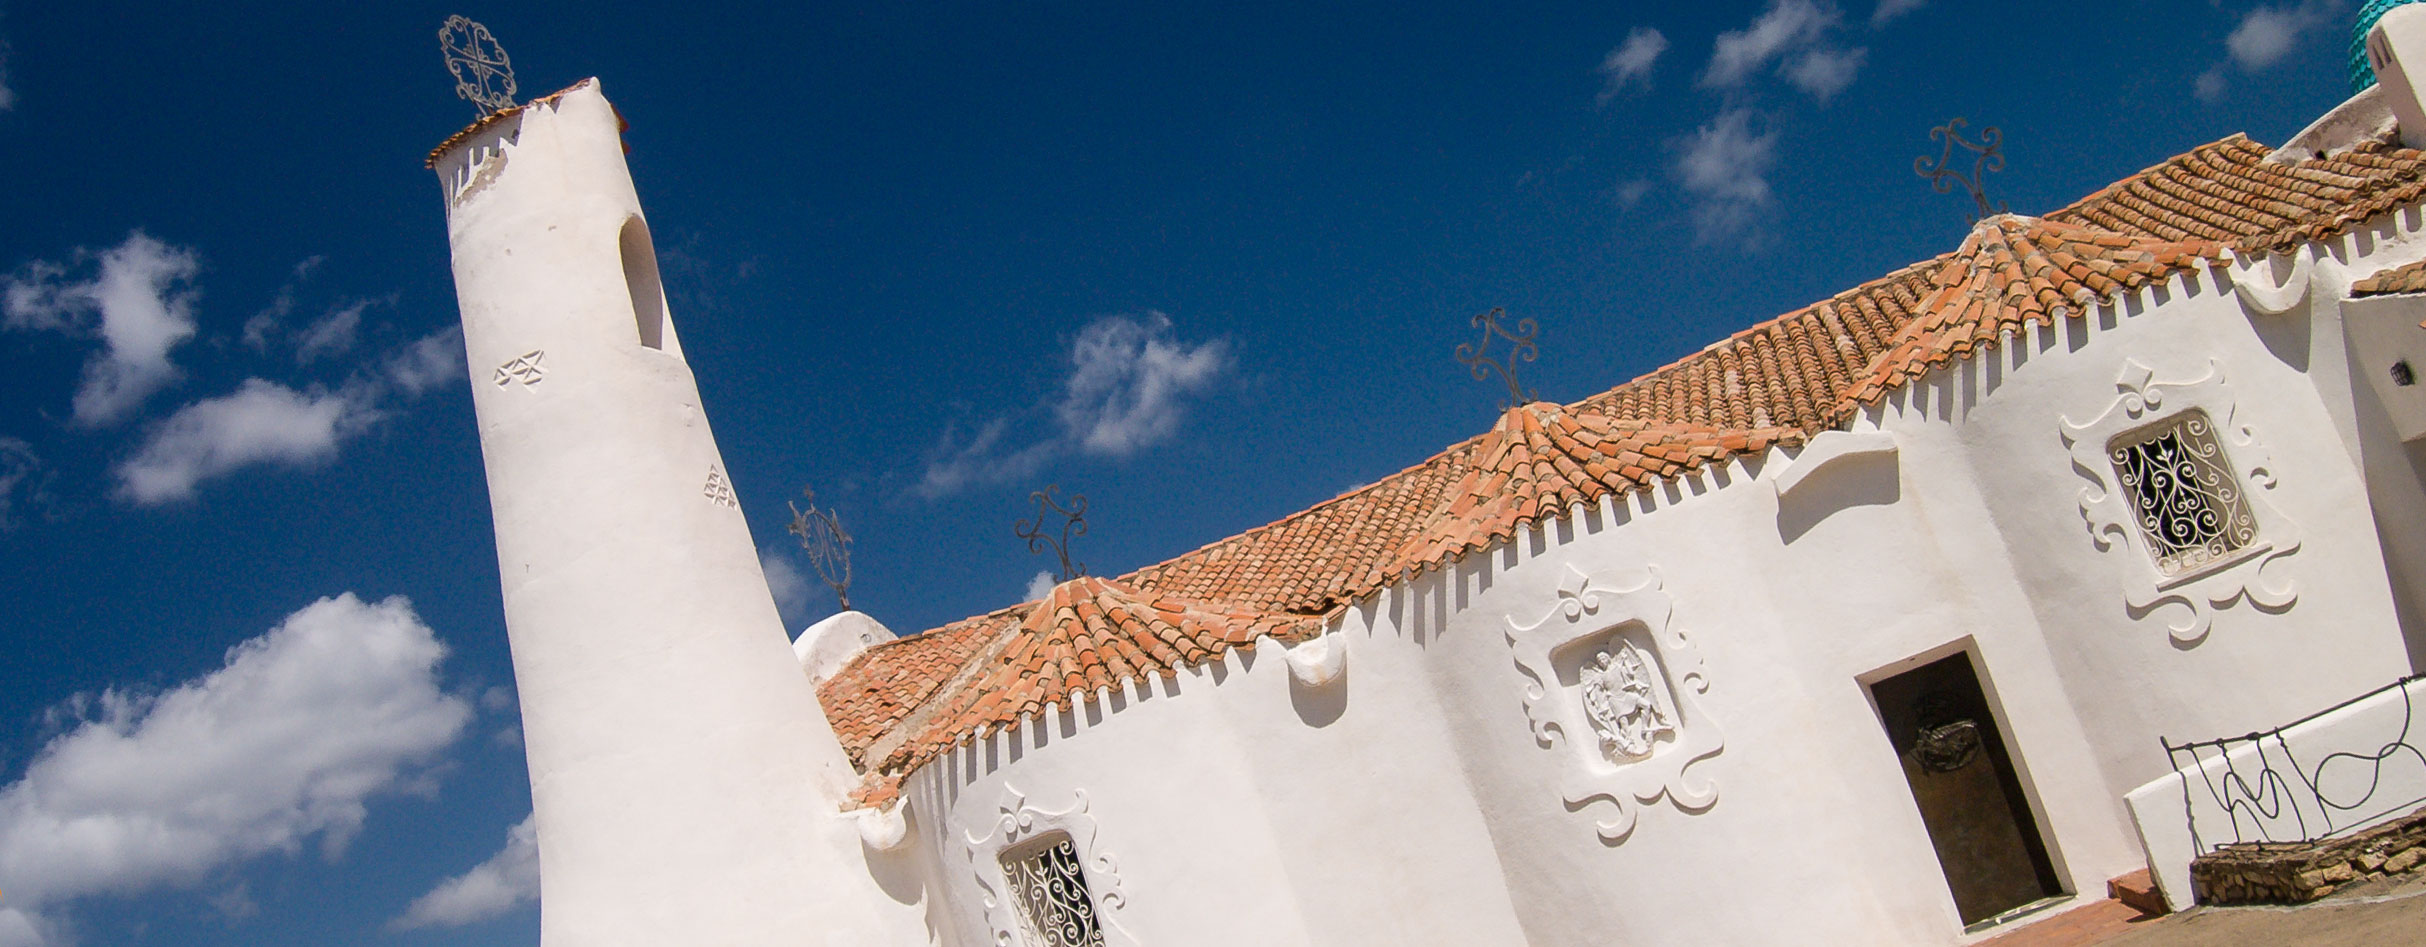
[291,299,375,365]
[389,814,539,931]
[379,327,466,398]
[2229,0,2337,71]
[915,313,1230,498]
[1674,108,1778,246]
[111,327,461,505]
[0,439,49,530]
[3,232,202,426]
[2201,0,2340,100]
[762,545,815,631]
[0,594,470,920]
[1702,0,1836,88]
[1783,46,1866,103]
[1058,313,1231,456]
[1870,0,1926,27]
[113,379,373,505]
[1597,27,1668,100]
[1026,570,1057,602]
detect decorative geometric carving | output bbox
[1504,564,1724,842]
[702,466,738,509]
[965,785,1135,947]
[2062,358,2301,644]
[492,350,545,388]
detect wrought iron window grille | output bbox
[1000,834,1107,947]
[2107,410,2259,579]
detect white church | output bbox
[430,7,2426,945]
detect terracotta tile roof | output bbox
[425,79,618,169]
[2354,259,2426,296]
[1837,216,2227,407]
[818,129,2426,809]
[2048,134,2426,252]
[830,577,1321,806]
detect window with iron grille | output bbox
[1000,834,1105,947]
[2107,410,2258,577]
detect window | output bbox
[2107,410,2258,577]
[1000,834,1106,947]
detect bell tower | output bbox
[430,79,919,944]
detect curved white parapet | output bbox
[1282,632,1346,687]
[1772,430,1899,501]
[795,610,893,685]
[2228,248,2315,317]
[854,802,910,852]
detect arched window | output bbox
[619,216,670,351]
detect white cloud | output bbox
[762,545,815,631]
[0,438,47,529]
[2228,1,2336,72]
[915,313,1230,498]
[1870,0,1926,27]
[381,327,466,398]
[2197,65,2231,102]
[1058,312,1230,456]
[1598,27,1668,100]
[1026,570,1057,602]
[1782,46,1866,103]
[0,31,14,112]
[113,379,372,505]
[292,300,372,365]
[1702,0,1835,88]
[3,232,203,426]
[1615,178,1653,208]
[0,594,470,914]
[1674,108,1778,246]
[389,813,538,931]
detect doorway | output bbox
[1867,652,2062,926]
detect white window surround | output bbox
[964,785,1135,947]
[2061,358,2302,644]
[1503,564,1725,843]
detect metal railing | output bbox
[2163,674,2426,855]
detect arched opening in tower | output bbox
[619,215,672,352]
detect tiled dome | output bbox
[2356,0,2426,91]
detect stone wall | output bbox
[2190,805,2426,904]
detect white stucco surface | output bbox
[435,82,926,945]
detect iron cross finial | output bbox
[1015,485,1089,582]
[438,15,519,117]
[1456,308,1540,410]
[786,487,854,612]
[1915,118,2008,223]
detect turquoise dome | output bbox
[2356,0,2426,90]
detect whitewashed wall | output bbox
[874,217,2425,947]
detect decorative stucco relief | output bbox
[493,350,546,388]
[2061,358,2301,644]
[964,785,1135,947]
[702,466,739,509]
[1504,564,1723,843]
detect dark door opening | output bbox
[1868,652,2062,926]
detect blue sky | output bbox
[0,1,2371,943]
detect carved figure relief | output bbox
[702,466,739,509]
[1505,564,1723,843]
[1580,644,1674,762]
[493,350,546,388]
[965,785,1135,947]
[2061,358,2300,644]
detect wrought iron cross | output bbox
[1015,485,1089,582]
[1914,118,2007,222]
[786,487,854,612]
[438,15,518,117]
[1456,308,1539,409]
